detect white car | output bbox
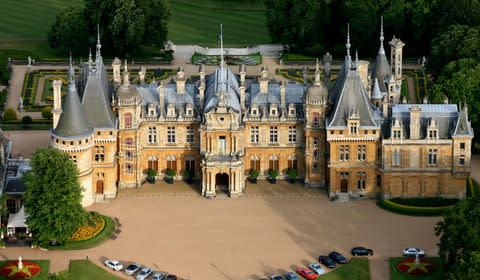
[104,260,123,271]
[136,268,153,280]
[403,248,425,257]
[309,262,326,275]
[125,264,142,275]
[153,272,166,280]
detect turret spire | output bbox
[355,49,359,68]
[379,16,385,54]
[96,24,102,55]
[346,23,351,59]
[88,49,92,71]
[68,52,74,83]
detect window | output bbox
[393,129,401,139]
[288,126,296,143]
[250,156,260,171]
[148,127,157,144]
[313,150,319,160]
[6,200,18,214]
[339,145,350,161]
[250,126,259,143]
[428,149,437,166]
[186,127,194,143]
[70,141,73,145]
[124,113,132,128]
[392,149,401,166]
[377,148,382,161]
[312,163,319,174]
[94,145,105,162]
[185,157,195,172]
[459,156,465,166]
[313,138,319,147]
[287,157,297,170]
[186,109,193,116]
[218,136,226,155]
[269,157,279,171]
[96,172,105,178]
[357,145,366,161]
[126,163,133,174]
[125,138,132,145]
[70,155,77,164]
[357,172,366,190]
[350,122,358,135]
[167,127,175,143]
[167,156,177,171]
[312,113,319,127]
[460,143,466,150]
[428,130,437,139]
[148,156,158,171]
[270,126,278,143]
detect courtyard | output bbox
[0,180,440,280]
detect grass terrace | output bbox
[317,257,370,280]
[68,260,124,280]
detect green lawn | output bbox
[317,257,370,280]
[69,260,124,280]
[389,258,446,280]
[0,0,269,58]
[0,260,50,280]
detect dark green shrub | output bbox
[166,169,176,178]
[250,169,259,179]
[3,108,17,121]
[390,197,459,207]
[269,169,279,178]
[22,115,32,125]
[287,169,298,179]
[42,106,53,120]
[147,169,157,177]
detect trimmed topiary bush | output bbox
[41,106,53,120]
[22,115,32,126]
[3,108,17,121]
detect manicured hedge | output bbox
[281,53,316,62]
[376,199,456,216]
[467,177,480,199]
[389,197,459,207]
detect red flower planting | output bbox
[397,258,436,275]
[0,261,41,279]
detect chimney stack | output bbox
[409,105,421,139]
[112,57,121,85]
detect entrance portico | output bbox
[201,160,244,198]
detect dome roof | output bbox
[117,84,141,103]
[305,80,328,104]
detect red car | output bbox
[296,268,316,280]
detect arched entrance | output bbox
[215,173,229,193]
[340,179,348,193]
[96,180,104,194]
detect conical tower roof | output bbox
[53,77,93,138]
[372,17,391,92]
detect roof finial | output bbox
[380,16,384,43]
[68,52,74,83]
[316,58,319,72]
[124,59,128,73]
[346,23,351,58]
[355,49,359,68]
[96,24,101,51]
[88,48,92,71]
[219,24,224,69]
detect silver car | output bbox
[403,248,425,257]
[309,262,326,275]
[136,267,153,280]
[125,264,142,276]
[104,260,123,271]
[153,272,166,280]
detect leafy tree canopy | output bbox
[42,106,53,120]
[23,148,88,246]
[47,7,89,56]
[447,251,480,280]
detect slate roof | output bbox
[204,68,241,113]
[138,82,196,112]
[371,45,391,93]
[4,178,27,194]
[453,105,474,136]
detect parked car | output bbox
[136,268,153,280]
[296,268,316,280]
[308,263,325,275]
[351,247,374,256]
[329,251,347,264]
[125,264,142,275]
[165,275,177,280]
[104,260,123,271]
[318,255,337,268]
[153,273,166,280]
[284,272,300,280]
[270,275,283,280]
[403,248,425,257]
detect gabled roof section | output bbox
[327,69,378,128]
[204,68,241,113]
[453,105,474,136]
[82,68,116,129]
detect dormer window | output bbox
[312,113,319,127]
[288,103,296,116]
[427,119,439,140]
[148,103,156,117]
[393,129,401,139]
[391,119,403,140]
[270,104,278,117]
[186,103,194,117]
[251,104,259,117]
[347,119,359,135]
[167,104,176,117]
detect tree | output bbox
[435,198,480,270]
[22,116,32,127]
[47,7,89,56]
[42,106,53,120]
[447,251,480,280]
[3,108,17,121]
[23,148,88,246]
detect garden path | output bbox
[407,76,416,103]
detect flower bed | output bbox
[0,261,41,279]
[192,54,261,65]
[68,215,105,241]
[397,258,436,276]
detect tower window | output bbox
[288,126,296,143]
[167,127,176,143]
[250,126,259,143]
[148,127,157,144]
[94,146,105,162]
[269,126,278,143]
[428,149,438,166]
[186,127,194,143]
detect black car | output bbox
[318,255,337,268]
[329,251,347,264]
[351,247,374,256]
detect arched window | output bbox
[125,138,132,145]
[312,113,320,126]
[288,156,297,170]
[185,156,195,172]
[124,113,132,128]
[148,156,158,171]
[269,156,279,171]
[167,155,177,171]
[250,155,260,171]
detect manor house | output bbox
[50,27,472,206]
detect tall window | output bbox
[460,142,466,150]
[250,156,260,171]
[126,163,133,174]
[428,149,437,166]
[339,145,350,161]
[185,157,195,172]
[125,138,132,145]
[357,172,366,190]
[312,138,319,147]
[312,113,319,127]
[392,149,401,166]
[148,127,157,143]
[186,127,194,143]
[167,127,176,143]
[124,113,132,128]
[94,145,105,162]
[167,156,177,171]
[428,129,437,139]
[357,145,366,161]
[287,157,297,170]
[270,126,278,143]
[269,157,279,171]
[393,129,401,139]
[350,122,358,135]
[377,147,382,161]
[312,163,319,174]
[459,156,465,166]
[148,156,158,171]
[288,126,296,143]
[250,126,259,143]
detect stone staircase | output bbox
[337,193,350,202]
